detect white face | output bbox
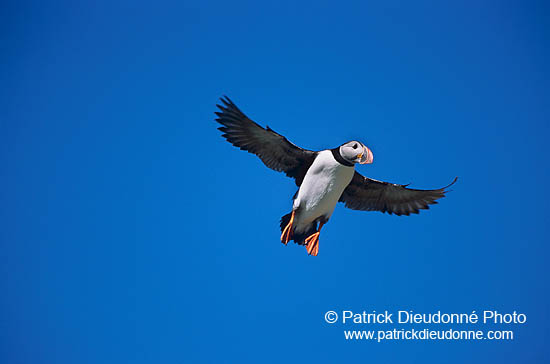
[339,141,374,164]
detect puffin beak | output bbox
[358,146,374,164]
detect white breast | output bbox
[293,150,355,232]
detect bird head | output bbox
[339,141,374,165]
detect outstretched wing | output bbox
[215,96,317,186]
[339,172,457,216]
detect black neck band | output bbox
[331,148,354,167]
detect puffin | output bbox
[215,96,456,256]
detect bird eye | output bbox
[353,143,358,149]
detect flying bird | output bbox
[215,96,456,256]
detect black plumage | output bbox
[340,174,457,216]
[215,96,317,186]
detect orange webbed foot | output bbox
[305,232,320,256]
[280,211,295,245]
[304,221,325,256]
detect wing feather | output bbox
[339,173,457,216]
[215,96,317,186]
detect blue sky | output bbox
[2,1,549,363]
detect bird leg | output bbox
[305,221,325,256]
[280,211,295,245]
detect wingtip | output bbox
[220,95,235,106]
[443,176,459,191]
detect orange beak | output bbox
[358,146,374,164]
